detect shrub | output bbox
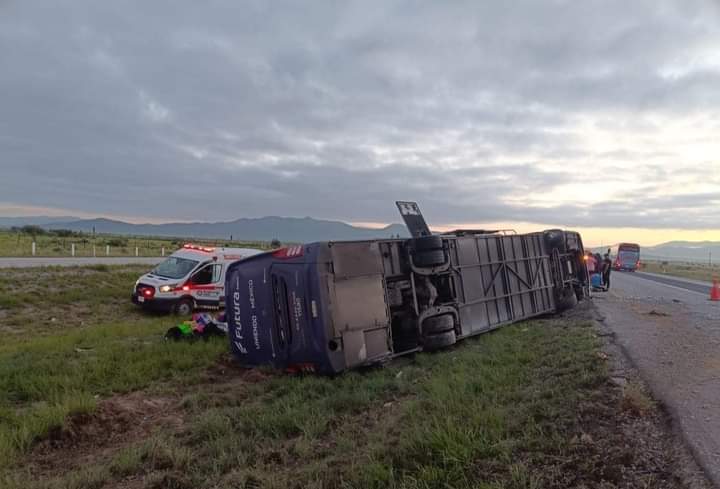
[107,238,128,248]
[52,229,81,238]
[20,225,45,236]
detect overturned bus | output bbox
[226,202,589,374]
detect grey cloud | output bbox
[1,0,719,229]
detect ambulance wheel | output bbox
[423,314,454,335]
[414,249,447,267]
[174,298,194,316]
[423,330,457,351]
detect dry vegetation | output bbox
[641,260,720,283]
[0,228,270,257]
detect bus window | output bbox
[272,275,293,346]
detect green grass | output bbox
[2,265,669,489]
[0,264,230,471]
[0,229,272,257]
[0,264,153,334]
[641,259,720,283]
[4,315,617,489]
[0,318,227,469]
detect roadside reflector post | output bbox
[135,247,139,257]
[32,241,36,256]
[93,245,96,257]
[106,245,110,256]
[161,247,165,256]
[71,243,75,257]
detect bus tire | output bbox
[423,330,457,351]
[555,287,577,312]
[544,229,566,253]
[174,298,194,316]
[414,235,443,252]
[423,314,454,335]
[574,284,585,301]
[414,249,447,268]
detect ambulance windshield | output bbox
[152,257,199,279]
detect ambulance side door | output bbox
[189,263,223,304]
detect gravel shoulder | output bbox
[594,271,720,486]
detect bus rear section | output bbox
[224,245,345,374]
[614,242,640,271]
[225,229,587,374]
[225,241,397,374]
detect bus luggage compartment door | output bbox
[328,242,392,369]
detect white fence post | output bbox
[135,247,139,257]
[106,245,110,256]
[71,243,75,257]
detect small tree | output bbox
[20,225,45,237]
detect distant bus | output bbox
[611,242,640,271]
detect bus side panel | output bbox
[448,237,491,336]
[528,233,555,313]
[453,233,555,338]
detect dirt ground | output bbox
[569,301,713,489]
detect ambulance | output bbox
[132,244,264,314]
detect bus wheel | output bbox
[414,249,446,267]
[574,285,585,301]
[413,235,447,267]
[174,298,194,316]
[555,287,577,312]
[414,235,443,251]
[423,330,457,351]
[423,314,454,335]
[543,229,567,253]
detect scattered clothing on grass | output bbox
[165,312,228,341]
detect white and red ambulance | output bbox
[132,244,264,314]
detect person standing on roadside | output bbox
[586,251,597,274]
[602,252,612,290]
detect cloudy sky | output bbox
[2,1,719,245]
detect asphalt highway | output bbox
[630,271,712,296]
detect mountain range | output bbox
[587,241,720,262]
[641,241,720,263]
[2,216,719,261]
[0,216,81,227]
[0,215,409,243]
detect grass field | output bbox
[0,229,271,257]
[640,260,720,283]
[0,264,228,472]
[0,265,691,488]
